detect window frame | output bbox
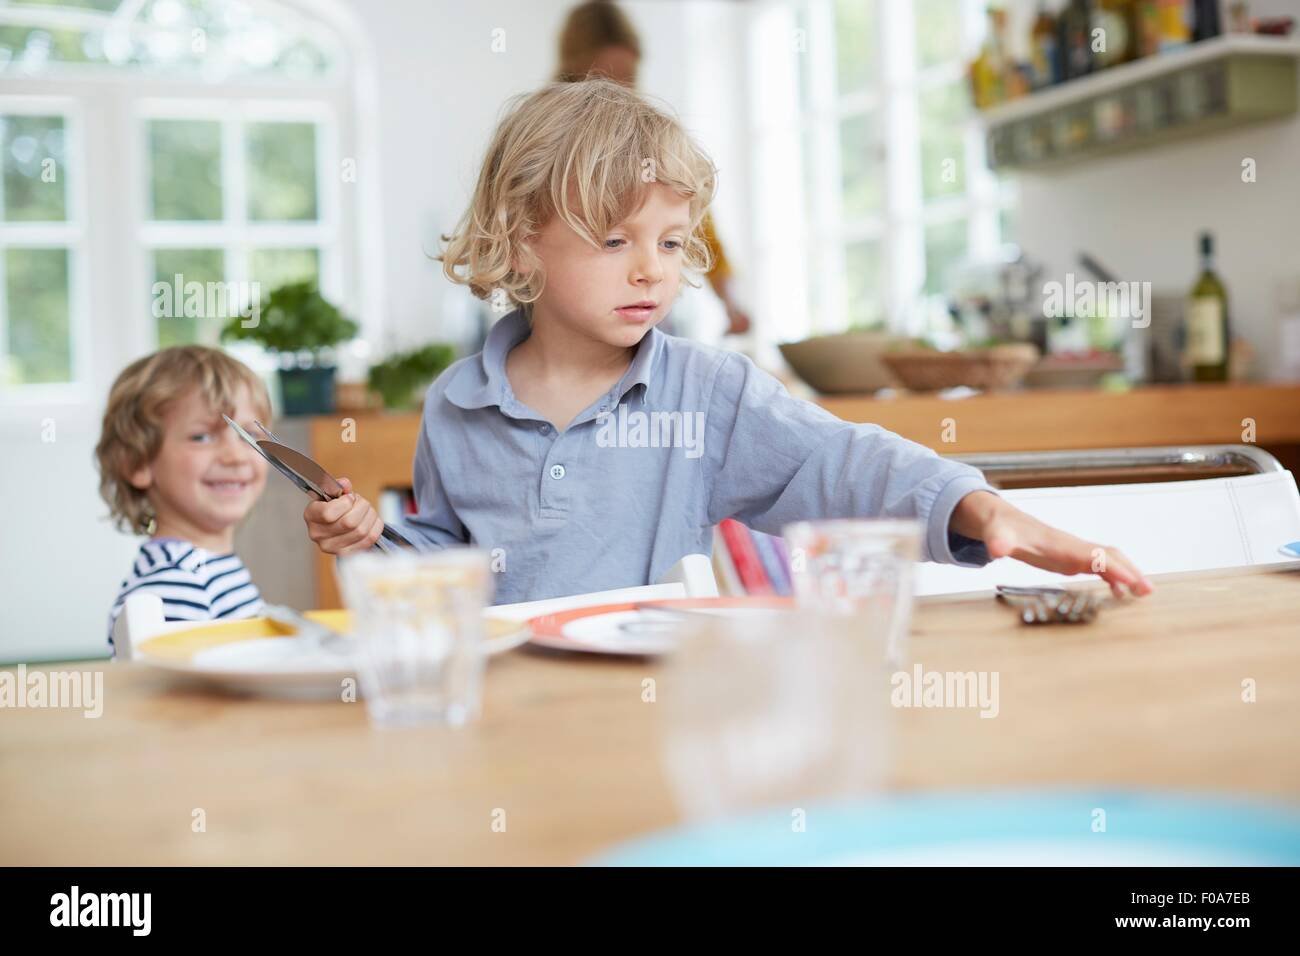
[746,0,1018,346]
[137,95,343,349]
[0,93,91,403]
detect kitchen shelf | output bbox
[981,34,1300,170]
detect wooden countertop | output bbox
[313,382,1300,457]
[4,565,1298,865]
[815,382,1300,453]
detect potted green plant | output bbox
[368,343,457,411]
[221,281,358,416]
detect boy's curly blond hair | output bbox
[95,346,271,535]
[438,78,717,307]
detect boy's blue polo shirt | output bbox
[398,309,997,604]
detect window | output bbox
[142,104,335,347]
[0,0,340,78]
[0,103,85,389]
[0,0,359,400]
[748,0,1016,344]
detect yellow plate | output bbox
[136,611,527,665]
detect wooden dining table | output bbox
[3,564,1299,866]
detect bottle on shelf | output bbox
[970,12,997,109]
[1093,0,1140,68]
[1030,1,1060,89]
[970,6,1011,109]
[1192,0,1223,41]
[993,8,1033,101]
[1058,0,1096,81]
[988,6,1011,103]
[1185,232,1231,382]
[1135,0,1163,58]
[1156,0,1192,52]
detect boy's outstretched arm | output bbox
[703,351,1154,596]
[951,490,1154,598]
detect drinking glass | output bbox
[660,609,893,822]
[782,519,922,665]
[337,547,492,727]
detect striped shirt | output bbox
[107,539,264,652]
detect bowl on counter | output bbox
[880,343,1040,392]
[778,331,901,394]
[1023,350,1125,389]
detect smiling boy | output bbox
[97,346,271,650]
[303,79,1152,604]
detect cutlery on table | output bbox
[262,604,355,656]
[995,585,1124,625]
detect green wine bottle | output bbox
[1186,232,1230,382]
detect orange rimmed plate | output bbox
[527,596,793,656]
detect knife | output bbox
[223,414,413,552]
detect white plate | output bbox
[134,613,529,698]
[527,598,793,656]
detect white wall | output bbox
[0,419,138,663]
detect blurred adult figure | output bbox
[555,0,752,337]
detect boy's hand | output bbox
[952,491,1154,598]
[304,477,384,555]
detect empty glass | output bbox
[660,610,893,822]
[782,519,922,665]
[337,547,492,727]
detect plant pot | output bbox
[278,365,337,417]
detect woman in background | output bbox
[556,0,752,337]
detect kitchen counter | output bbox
[816,382,1300,454]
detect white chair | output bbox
[656,552,720,598]
[918,444,1300,596]
[111,592,195,662]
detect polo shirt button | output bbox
[539,424,550,434]
[549,464,566,480]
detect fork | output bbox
[996,586,1114,625]
[616,603,720,636]
[262,604,355,655]
[253,419,283,443]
